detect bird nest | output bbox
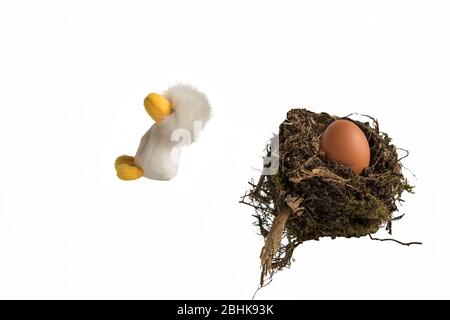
[241,108,420,287]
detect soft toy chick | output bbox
[115,84,211,181]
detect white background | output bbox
[0,0,449,299]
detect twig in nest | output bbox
[396,148,410,163]
[391,214,405,221]
[251,147,272,196]
[253,214,270,237]
[259,205,290,286]
[251,277,273,300]
[289,168,350,184]
[368,234,422,246]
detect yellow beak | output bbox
[144,93,173,123]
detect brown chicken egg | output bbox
[319,119,370,175]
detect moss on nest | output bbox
[241,108,416,286]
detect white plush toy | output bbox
[115,84,211,181]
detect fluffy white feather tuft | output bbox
[158,84,211,144]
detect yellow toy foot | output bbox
[115,155,144,180]
[115,155,135,168]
